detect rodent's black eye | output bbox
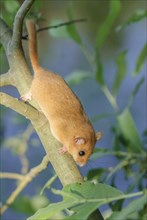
[79,151,85,156]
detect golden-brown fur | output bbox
[22,20,103,166]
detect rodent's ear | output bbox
[96,131,103,141]
[75,137,86,145]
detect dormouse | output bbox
[21,20,103,166]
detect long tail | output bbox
[26,20,39,73]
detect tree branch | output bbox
[0,92,84,186]
[0,18,33,94]
[0,155,49,215]
[0,172,23,180]
[11,0,35,49]
[0,71,15,87]
[0,92,45,123]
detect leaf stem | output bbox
[102,85,119,112]
[87,190,144,203]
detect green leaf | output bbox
[116,10,147,31]
[10,195,48,216]
[90,148,114,160]
[4,0,19,13]
[64,202,100,220]
[66,23,82,45]
[142,212,147,220]
[128,77,145,107]
[96,0,121,48]
[87,168,106,181]
[132,43,147,76]
[113,50,127,96]
[66,4,82,45]
[28,181,144,220]
[108,193,147,220]
[31,195,49,211]
[117,108,143,153]
[48,18,82,44]
[90,148,135,161]
[27,200,76,220]
[95,59,105,85]
[1,0,20,25]
[64,182,123,200]
[91,113,115,123]
[10,196,35,215]
[64,182,123,220]
[65,70,91,86]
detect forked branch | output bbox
[0,155,49,215]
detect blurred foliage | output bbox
[10,194,48,216]
[0,0,147,220]
[132,43,147,76]
[0,0,20,26]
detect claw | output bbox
[20,91,32,102]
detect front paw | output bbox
[58,146,67,155]
[20,91,32,102]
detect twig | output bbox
[19,124,34,174]
[12,0,35,48]
[0,155,49,215]
[22,18,87,40]
[0,172,23,180]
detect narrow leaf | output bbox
[113,50,127,96]
[108,193,147,220]
[65,70,91,86]
[91,113,115,123]
[96,0,121,48]
[66,24,82,45]
[117,108,143,152]
[132,43,147,76]
[128,77,145,107]
[95,59,105,85]
[66,5,82,44]
[116,10,147,31]
[90,148,128,160]
[40,174,57,195]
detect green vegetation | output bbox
[0,0,146,219]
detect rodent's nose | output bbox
[76,161,86,167]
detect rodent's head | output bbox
[68,131,103,167]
